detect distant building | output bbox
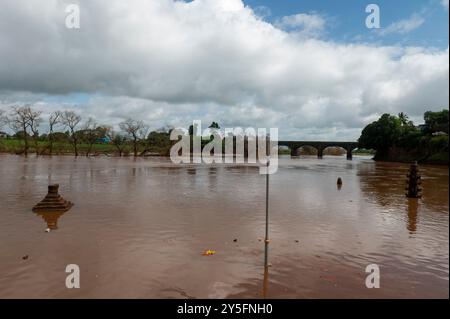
[432,131,448,136]
[417,124,428,132]
[96,137,111,143]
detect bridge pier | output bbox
[317,147,324,159]
[346,148,353,160]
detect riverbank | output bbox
[373,146,449,166]
[1,138,447,164]
[0,138,169,157]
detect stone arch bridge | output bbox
[278,141,359,160]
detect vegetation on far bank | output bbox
[358,109,449,165]
[0,106,176,157]
[0,105,447,164]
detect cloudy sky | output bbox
[0,0,448,140]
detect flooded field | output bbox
[0,154,448,298]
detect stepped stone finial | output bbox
[32,184,73,212]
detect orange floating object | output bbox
[202,250,216,256]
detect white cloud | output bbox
[0,0,448,140]
[379,14,425,36]
[252,5,271,19]
[275,13,326,37]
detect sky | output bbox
[0,0,448,140]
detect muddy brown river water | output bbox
[0,154,448,298]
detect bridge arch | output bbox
[322,146,347,157]
[290,145,319,157]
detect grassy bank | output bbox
[0,138,131,156]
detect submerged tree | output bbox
[119,118,147,157]
[27,108,43,155]
[48,111,62,155]
[8,105,41,155]
[108,130,128,157]
[146,130,172,155]
[62,111,82,156]
[82,118,100,157]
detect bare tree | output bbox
[62,111,82,156]
[119,118,148,157]
[26,108,43,155]
[48,111,62,155]
[82,118,99,157]
[8,105,33,155]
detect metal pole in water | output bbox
[262,135,271,299]
[264,131,270,267]
[264,160,270,266]
[263,159,270,298]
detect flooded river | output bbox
[0,154,448,298]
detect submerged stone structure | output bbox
[32,184,73,212]
[406,162,422,198]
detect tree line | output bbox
[358,109,449,163]
[0,105,172,157]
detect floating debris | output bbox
[202,250,216,256]
[22,255,29,260]
[45,228,51,233]
[337,177,343,190]
[233,238,238,242]
[33,184,73,212]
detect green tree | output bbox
[108,131,128,157]
[358,114,402,157]
[424,109,449,134]
[209,122,220,129]
[398,112,409,126]
[145,130,172,155]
